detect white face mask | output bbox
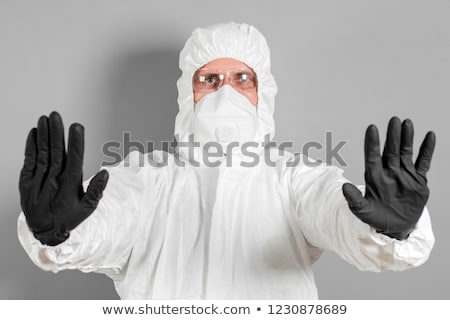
[193,85,258,147]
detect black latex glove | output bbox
[342,117,436,240]
[19,111,109,246]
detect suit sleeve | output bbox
[289,154,434,272]
[17,151,156,280]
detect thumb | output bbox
[342,183,371,221]
[82,169,109,212]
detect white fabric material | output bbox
[194,85,258,147]
[17,151,435,299]
[17,22,435,300]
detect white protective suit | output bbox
[18,22,434,299]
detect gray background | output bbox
[1,0,449,299]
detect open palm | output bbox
[19,112,109,246]
[342,117,436,240]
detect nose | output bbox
[221,76,232,87]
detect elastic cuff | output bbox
[33,228,70,246]
[377,227,414,241]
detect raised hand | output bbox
[342,117,436,240]
[19,111,109,246]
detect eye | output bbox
[201,74,221,85]
[237,73,250,83]
[234,72,256,89]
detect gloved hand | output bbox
[342,117,436,240]
[19,111,109,246]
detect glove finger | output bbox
[20,128,38,184]
[342,183,373,225]
[415,131,436,178]
[66,123,84,178]
[19,128,38,214]
[400,119,415,169]
[382,117,401,169]
[34,116,50,194]
[364,124,382,177]
[47,111,66,180]
[342,183,365,210]
[81,170,109,215]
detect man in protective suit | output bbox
[18,22,436,299]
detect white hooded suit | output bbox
[18,22,434,299]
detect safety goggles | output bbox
[192,67,257,93]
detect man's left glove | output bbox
[342,117,436,240]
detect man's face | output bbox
[192,58,258,106]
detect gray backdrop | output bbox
[1,0,449,299]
